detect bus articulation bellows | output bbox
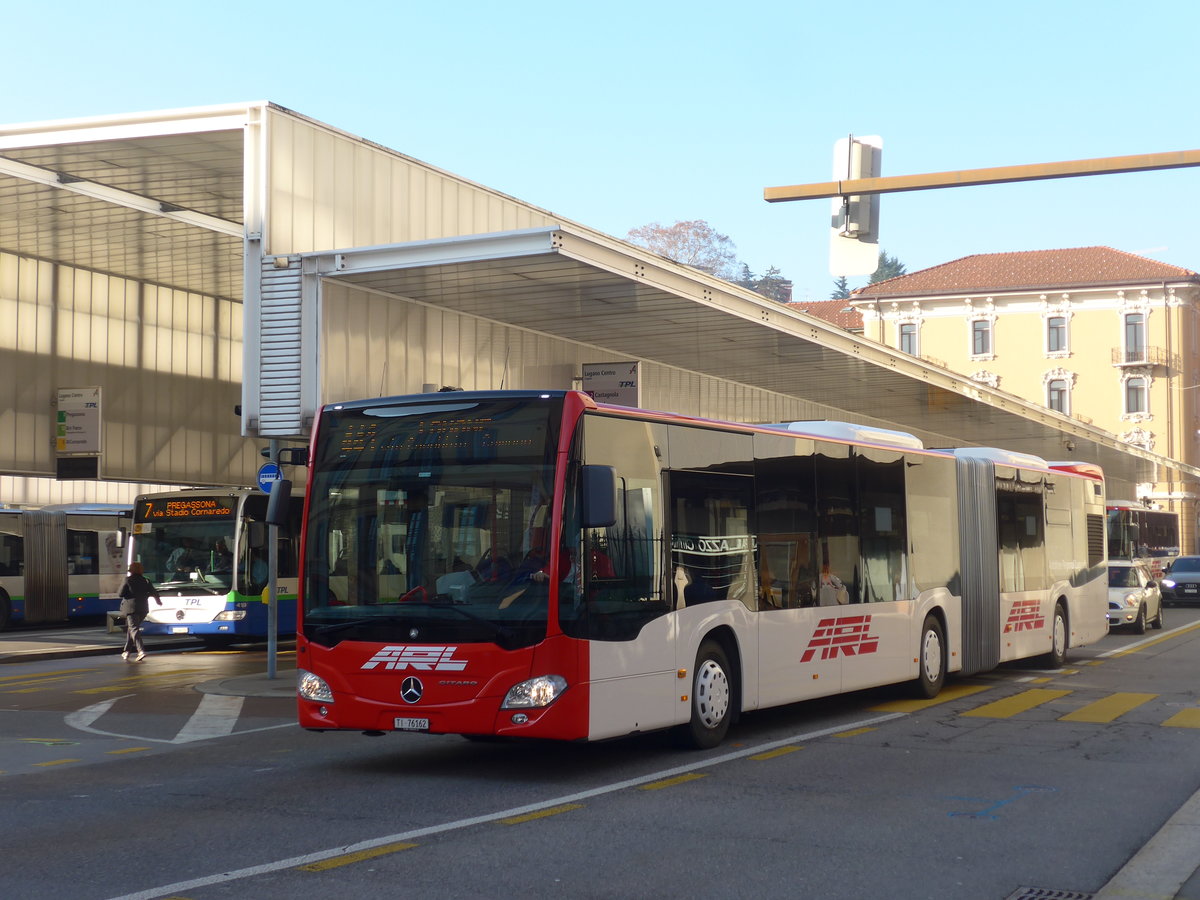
[295,391,1108,748]
[0,504,131,630]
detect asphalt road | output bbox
[2,615,1200,900]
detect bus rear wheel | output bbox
[1042,602,1068,668]
[0,590,10,631]
[675,639,732,750]
[914,615,945,698]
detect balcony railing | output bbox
[1111,346,1175,367]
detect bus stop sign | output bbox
[257,462,283,493]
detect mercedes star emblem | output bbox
[400,676,424,704]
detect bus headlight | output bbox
[502,675,568,709]
[215,610,246,621]
[298,669,334,703]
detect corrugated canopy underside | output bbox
[0,129,244,298]
[321,228,1177,490]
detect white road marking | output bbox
[106,711,905,900]
[65,695,291,745]
[172,694,244,743]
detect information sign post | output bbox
[258,455,281,679]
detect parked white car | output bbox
[1107,561,1164,634]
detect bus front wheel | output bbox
[914,615,946,698]
[675,640,733,750]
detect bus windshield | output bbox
[133,495,243,593]
[303,395,563,649]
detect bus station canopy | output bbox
[0,103,1186,495]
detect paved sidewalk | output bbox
[0,624,296,699]
[0,622,204,664]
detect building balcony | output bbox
[1111,346,1176,368]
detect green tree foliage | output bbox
[831,276,851,300]
[870,250,907,284]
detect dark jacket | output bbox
[118,574,160,617]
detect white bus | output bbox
[0,504,131,630]
[128,488,300,646]
[295,391,1110,748]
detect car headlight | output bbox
[1122,592,1141,607]
[502,675,568,708]
[1161,578,1176,588]
[298,669,334,703]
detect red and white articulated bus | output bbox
[294,390,1109,749]
[1105,499,1182,580]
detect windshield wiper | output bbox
[400,600,519,645]
[307,604,520,647]
[308,614,407,637]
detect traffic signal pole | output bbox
[765,149,1200,203]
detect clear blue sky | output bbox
[6,0,1199,302]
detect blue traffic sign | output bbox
[257,462,283,493]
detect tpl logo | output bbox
[1004,599,1045,633]
[361,645,468,671]
[800,616,879,663]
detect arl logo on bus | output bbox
[1003,599,1045,633]
[361,645,468,671]
[800,616,879,663]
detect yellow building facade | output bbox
[852,247,1200,552]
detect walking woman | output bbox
[118,562,161,661]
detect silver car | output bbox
[1107,562,1164,634]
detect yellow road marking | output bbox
[1107,620,1200,658]
[298,841,418,871]
[962,688,1072,718]
[871,682,994,713]
[639,773,708,791]
[498,803,585,824]
[0,668,94,683]
[0,675,78,690]
[834,726,876,738]
[750,746,802,760]
[33,759,81,767]
[1163,709,1200,729]
[107,747,152,755]
[1060,692,1156,723]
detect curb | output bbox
[1093,783,1200,899]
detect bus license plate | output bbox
[394,717,429,731]
[171,627,190,634]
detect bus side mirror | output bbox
[581,465,617,529]
[266,479,292,527]
[277,447,309,467]
[248,521,267,549]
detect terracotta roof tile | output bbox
[785,299,863,330]
[851,247,1200,299]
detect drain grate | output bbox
[1004,888,1092,900]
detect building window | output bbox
[1125,376,1148,414]
[1047,379,1069,414]
[899,323,918,356]
[1124,313,1145,363]
[1047,316,1067,353]
[971,319,992,357]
